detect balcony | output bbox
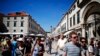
[77,0,91,8]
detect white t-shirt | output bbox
[88,45,94,53]
[57,38,67,49]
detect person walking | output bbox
[11,35,17,56]
[2,38,12,56]
[97,41,100,56]
[47,37,52,54]
[88,38,95,56]
[80,37,88,56]
[15,38,26,56]
[25,38,32,56]
[64,31,81,56]
[31,38,45,56]
[45,37,49,47]
[56,33,67,56]
[94,39,100,56]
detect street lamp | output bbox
[50,26,52,37]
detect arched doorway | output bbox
[82,2,100,40]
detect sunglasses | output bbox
[72,36,78,39]
[81,41,86,43]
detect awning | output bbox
[36,34,44,36]
[29,34,35,36]
[0,32,25,35]
[64,31,72,36]
[11,33,25,35]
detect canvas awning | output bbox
[0,32,11,35]
[29,33,35,36]
[0,32,25,35]
[36,34,44,36]
[64,31,72,36]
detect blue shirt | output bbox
[12,41,17,56]
[12,41,17,50]
[64,42,80,56]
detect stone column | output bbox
[82,28,86,37]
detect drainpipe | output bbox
[94,14,96,37]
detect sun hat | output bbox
[17,38,23,42]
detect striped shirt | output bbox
[64,42,81,56]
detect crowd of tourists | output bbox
[55,31,100,56]
[0,31,100,56]
[0,35,45,56]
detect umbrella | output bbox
[29,33,35,36]
[36,34,44,36]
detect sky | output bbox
[0,0,75,32]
